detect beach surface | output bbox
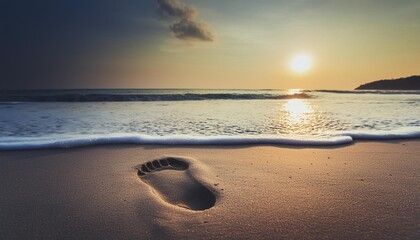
[0,141,419,239]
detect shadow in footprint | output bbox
[136,157,216,211]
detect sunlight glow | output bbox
[290,53,312,73]
[284,99,312,123]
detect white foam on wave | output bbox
[0,134,354,150]
[342,127,420,140]
[0,127,419,150]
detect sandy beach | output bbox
[0,140,419,239]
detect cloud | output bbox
[169,19,214,42]
[156,0,196,20]
[155,0,215,42]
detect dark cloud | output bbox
[169,19,214,42]
[155,0,215,42]
[156,0,196,20]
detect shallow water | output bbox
[0,89,419,149]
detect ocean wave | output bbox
[342,128,420,140]
[0,134,352,150]
[0,93,310,102]
[313,90,420,95]
[1,129,420,150]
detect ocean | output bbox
[0,89,419,150]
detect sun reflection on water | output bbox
[284,99,312,124]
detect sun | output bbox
[290,53,312,73]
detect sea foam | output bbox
[1,129,420,150]
[343,127,420,140]
[0,134,351,150]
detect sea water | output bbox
[0,89,419,149]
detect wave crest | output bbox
[313,90,420,95]
[1,128,420,150]
[0,93,310,102]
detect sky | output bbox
[1,0,420,90]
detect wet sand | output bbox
[0,140,419,239]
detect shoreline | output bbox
[0,140,419,239]
[2,136,420,151]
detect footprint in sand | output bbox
[136,157,216,211]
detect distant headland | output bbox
[355,75,420,90]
